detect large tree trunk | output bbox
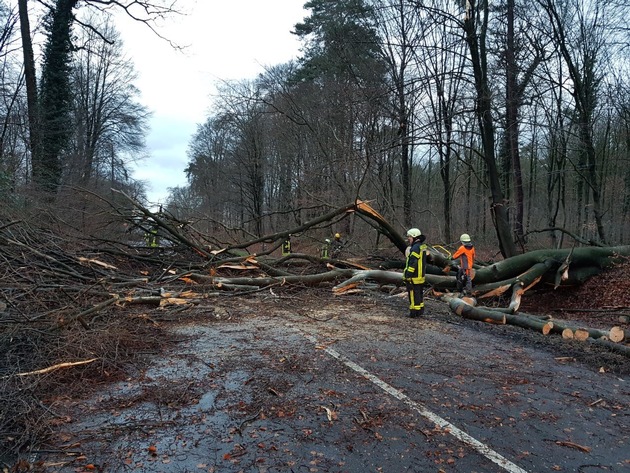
[446,296,629,357]
[463,0,517,258]
[18,0,39,174]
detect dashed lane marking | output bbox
[299,330,529,473]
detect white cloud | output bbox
[117,0,306,205]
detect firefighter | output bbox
[145,228,159,247]
[321,238,331,259]
[282,235,292,256]
[144,220,159,248]
[403,228,428,318]
[452,233,476,294]
[331,233,343,259]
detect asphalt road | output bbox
[35,294,629,472]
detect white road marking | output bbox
[299,331,529,473]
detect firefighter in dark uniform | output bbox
[321,238,331,259]
[404,228,427,318]
[331,233,343,259]
[145,220,159,248]
[282,235,292,256]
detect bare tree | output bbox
[495,0,545,248]
[371,0,425,228]
[535,0,628,244]
[17,0,179,192]
[68,15,149,189]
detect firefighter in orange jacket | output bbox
[452,233,475,294]
[404,228,427,318]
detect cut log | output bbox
[503,313,554,332]
[446,297,506,324]
[574,329,590,341]
[609,326,625,343]
[542,321,554,335]
[538,318,618,342]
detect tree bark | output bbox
[445,296,629,357]
[18,0,39,171]
[463,0,517,258]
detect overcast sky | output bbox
[115,0,307,206]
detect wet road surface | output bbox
[35,295,629,472]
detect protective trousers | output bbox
[406,281,425,317]
[457,268,472,293]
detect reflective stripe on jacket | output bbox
[404,242,427,284]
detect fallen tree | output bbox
[3,194,630,465]
[116,196,630,287]
[444,296,629,357]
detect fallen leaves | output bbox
[320,405,338,421]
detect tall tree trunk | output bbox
[580,122,607,244]
[504,0,525,246]
[399,105,412,228]
[18,0,39,178]
[463,0,517,257]
[434,73,455,243]
[538,0,608,244]
[37,0,79,191]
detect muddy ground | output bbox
[31,286,629,473]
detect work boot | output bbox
[408,310,417,318]
[418,307,425,316]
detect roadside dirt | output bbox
[31,284,629,473]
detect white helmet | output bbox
[406,228,422,238]
[460,233,471,242]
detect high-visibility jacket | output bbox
[453,244,475,275]
[282,239,291,255]
[145,229,159,247]
[321,243,330,259]
[404,240,427,284]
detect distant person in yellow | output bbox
[403,228,427,318]
[282,235,292,256]
[321,238,331,259]
[145,223,159,248]
[452,233,475,294]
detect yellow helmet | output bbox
[406,228,422,238]
[335,233,341,239]
[460,233,471,242]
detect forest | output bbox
[0,0,627,253]
[1,0,630,468]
